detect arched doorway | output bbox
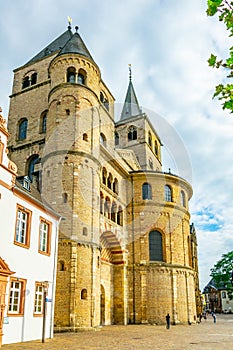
[100,285,105,325]
[100,230,126,325]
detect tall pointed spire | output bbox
[120,65,141,120]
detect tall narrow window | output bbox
[148,131,152,147]
[14,205,31,248]
[39,218,51,255]
[154,141,158,156]
[117,206,123,226]
[31,72,37,85]
[100,192,104,214]
[62,192,68,203]
[102,168,107,185]
[40,111,47,133]
[113,178,118,194]
[111,202,117,222]
[164,185,172,202]
[27,154,39,181]
[107,173,112,190]
[18,119,28,140]
[8,278,26,315]
[104,197,111,219]
[149,230,163,261]
[22,76,30,89]
[128,126,137,141]
[115,132,119,146]
[34,283,43,315]
[142,183,152,200]
[180,190,186,207]
[67,67,76,83]
[100,133,107,147]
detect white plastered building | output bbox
[0,108,60,346]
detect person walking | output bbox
[166,313,171,329]
[212,313,216,323]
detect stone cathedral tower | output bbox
[7,25,200,328]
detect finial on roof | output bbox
[67,16,72,30]
[75,26,79,33]
[128,64,132,82]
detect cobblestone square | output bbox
[2,314,233,350]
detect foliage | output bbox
[210,251,233,298]
[207,0,233,112]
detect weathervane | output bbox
[67,16,72,29]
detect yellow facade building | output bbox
[7,25,200,328]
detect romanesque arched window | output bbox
[154,141,158,156]
[148,131,152,147]
[107,173,113,190]
[102,168,107,185]
[83,133,88,141]
[113,178,118,194]
[40,111,47,133]
[81,289,87,300]
[22,76,30,89]
[117,206,123,226]
[115,132,119,146]
[78,69,86,85]
[62,193,68,203]
[100,192,104,214]
[100,133,107,147]
[142,182,152,200]
[27,154,39,181]
[164,185,172,202]
[128,126,137,141]
[181,190,186,207]
[67,67,76,83]
[149,230,164,261]
[18,118,28,140]
[104,197,111,219]
[111,201,117,222]
[31,72,37,85]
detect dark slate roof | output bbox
[25,27,94,66]
[57,32,94,60]
[120,80,142,120]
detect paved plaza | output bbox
[2,314,233,350]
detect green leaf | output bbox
[208,54,217,66]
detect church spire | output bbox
[120,65,142,120]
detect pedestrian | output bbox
[212,313,216,323]
[166,313,170,329]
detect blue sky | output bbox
[1,0,233,290]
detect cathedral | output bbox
[7,25,201,329]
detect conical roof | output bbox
[120,78,141,120]
[25,26,94,66]
[57,31,94,60]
